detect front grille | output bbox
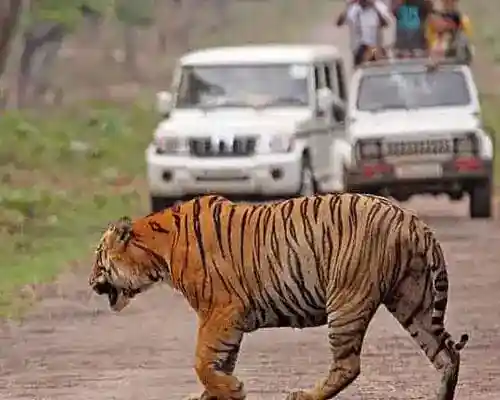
[384,139,452,157]
[189,136,256,157]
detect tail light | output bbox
[362,163,392,177]
[453,157,482,171]
[452,133,482,171]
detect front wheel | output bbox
[150,196,179,213]
[469,179,492,219]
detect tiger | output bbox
[89,193,468,400]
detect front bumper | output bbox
[146,146,303,197]
[346,158,493,194]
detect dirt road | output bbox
[1,11,500,400]
[1,197,499,400]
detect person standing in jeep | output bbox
[337,0,391,68]
[427,0,473,64]
[392,0,434,57]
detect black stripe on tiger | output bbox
[88,192,468,400]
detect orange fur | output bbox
[89,193,468,400]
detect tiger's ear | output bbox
[109,216,133,247]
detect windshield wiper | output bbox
[196,99,253,110]
[254,96,306,108]
[363,104,410,113]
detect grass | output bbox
[480,95,500,181]
[0,0,334,317]
[0,103,154,317]
[461,0,500,184]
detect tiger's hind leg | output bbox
[286,297,378,400]
[186,308,245,400]
[384,265,467,400]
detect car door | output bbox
[312,60,349,185]
[306,63,333,182]
[329,59,350,189]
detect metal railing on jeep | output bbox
[357,56,470,70]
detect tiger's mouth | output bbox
[92,280,130,312]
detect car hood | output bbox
[155,108,312,137]
[350,109,480,140]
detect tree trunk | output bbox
[0,0,22,79]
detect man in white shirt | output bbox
[337,0,392,67]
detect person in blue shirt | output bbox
[392,0,434,57]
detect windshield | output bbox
[356,69,471,111]
[176,64,310,108]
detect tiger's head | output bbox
[88,215,170,312]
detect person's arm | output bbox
[461,14,472,37]
[373,0,391,28]
[337,1,357,26]
[336,9,348,26]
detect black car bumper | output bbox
[346,158,493,198]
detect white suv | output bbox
[146,44,350,211]
[345,58,494,218]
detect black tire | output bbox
[150,196,178,213]
[469,179,492,219]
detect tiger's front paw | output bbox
[285,390,315,400]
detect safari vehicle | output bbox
[146,44,350,212]
[345,58,494,218]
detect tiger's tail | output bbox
[424,225,469,352]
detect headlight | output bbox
[154,136,182,154]
[268,134,295,153]
[355,139,382,160]
[453,133,478,155]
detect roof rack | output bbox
[359,56,469,69]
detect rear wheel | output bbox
[469,179,492,219]
[150,196,178,213]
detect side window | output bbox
[323,64,334,91]
[314,66,322,91]
[313,65,325,116]
[314,65,323,90]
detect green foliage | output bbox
[461,0,500,183]
[23,0,112,30]
[114,0,155,27]
[0,103,155,316]
[0,0,336,318]
[479,96,500,182]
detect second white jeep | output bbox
[345,58,494,218]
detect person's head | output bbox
[359,0,372,9]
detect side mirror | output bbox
[155,91,173,116]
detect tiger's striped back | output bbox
[140,193,423,330]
